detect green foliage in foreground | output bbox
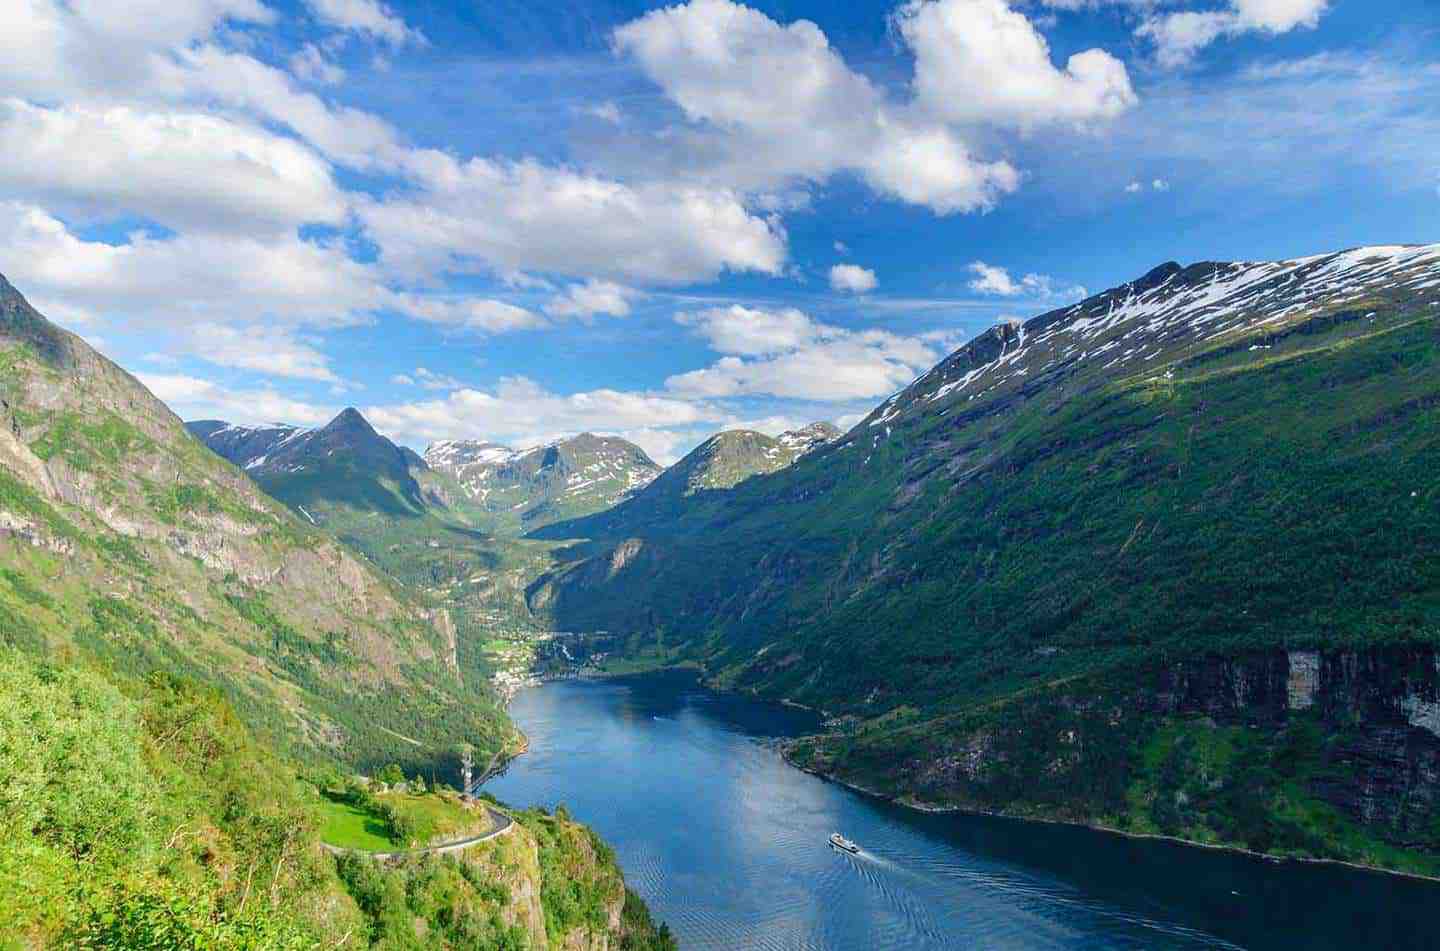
[0,649,674,949]
[0,649,363,948]
[330,803,677,951]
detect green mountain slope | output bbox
[0,273,511,771]
[528,244,1440,871]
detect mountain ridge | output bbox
[424,431,663,532]
[533,421,841,540]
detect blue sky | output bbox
[1,0,1436,461]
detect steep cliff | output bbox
[792,646,1440,874]
[334,802,674,950]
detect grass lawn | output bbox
[318,793,398,850]
[317,789,492,850]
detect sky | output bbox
[1,0,1437,463]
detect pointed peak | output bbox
[326,407,375,433]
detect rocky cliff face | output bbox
[799,646,1440,868]
[1149,646,1440,842]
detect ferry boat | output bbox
[828,832,860,854]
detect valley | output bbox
[184,244,1440,883]
[4,241,1440,947]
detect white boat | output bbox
[828,832,860,854]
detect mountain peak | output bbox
[326,407,375,432]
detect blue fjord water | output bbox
[484,671,1440,950]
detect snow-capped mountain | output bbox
[423,433,662,530]
[530,422,842,539]
[857,243,1440,449]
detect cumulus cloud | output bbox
[361,153,787,285]
[139,372,337,427]
[364,376,722,449]
[1125,177,1171,193]
[183,323,340,381]
[676,305,820,356]
[895,0,1137,129]
[0,201,382,329]
[1139,0,1329,66]
[829,264,878,294]
[0,99,346,236]
[393,295,544,333]
[290,43,346,85]
[668,306,938,401]
[0,0,274,99]
[0,201,551,357]
[967,261,1087,300]
[152,44,404,169]
[304,0,425,46]
[613,0,1029,214]
[392,367,464,390]
[545,280,642,318]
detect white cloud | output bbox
[1152,177,1171,191]
[304,0,424,46]
[0,201,550,344]
[290,43,346,85]
[613,0,1023,214]
[1139,0,1329,66]
[184,323,340,381]
[398,366,464,390]
[545,280,641,318]
[393,295,545,333]
[364,376,722,449]
[829,264,878,294]
[0,201,383,329]
[1125,181,1144,193]
[154,45,403,169]
[360,154,787,284]
[677,305,820,356]
[967,261,1086,300]
[139,372,336,427]
[0,99,346,236]
[895,0,1137,129]
[0,0,274,99]
[668,306,939,401]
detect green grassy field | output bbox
[317,788,492,850]
[318,793,398,850]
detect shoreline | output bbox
[784,751,1440,886]
[505,664,1440,886]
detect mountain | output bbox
[534,422,840,539]
[527,244,1440,873]
[188,408,458,519]
[0,272,511,770]
[425,432,662,531]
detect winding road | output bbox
[323,805,514,860]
